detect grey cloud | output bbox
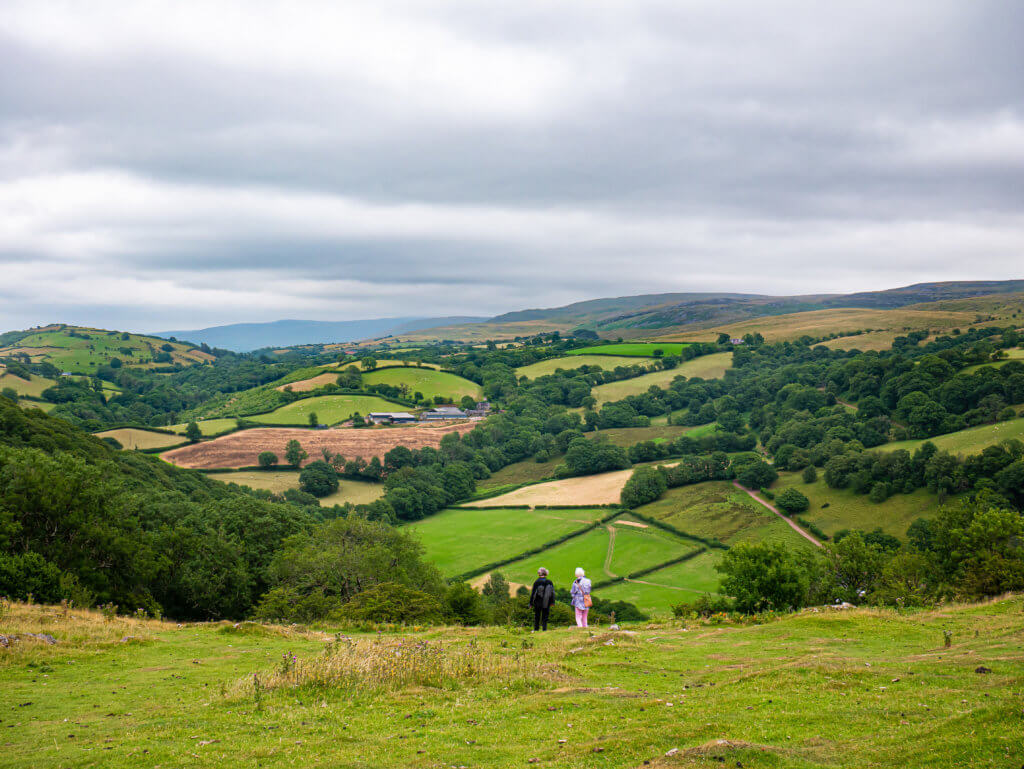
[1,0,1022,331]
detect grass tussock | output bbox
[0,600,159,664]
[235,635,551,698]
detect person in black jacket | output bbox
[529,567,555,631]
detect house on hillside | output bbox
[419,406,467,421]
[730,338,745,345]
[466,401,492,417]
[367,411,417,425]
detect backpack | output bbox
[542,582,554,608]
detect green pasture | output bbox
[515,355,654,378]
[594,423,715,446]
[960,346,1024,374]
[361,367,482,401]
[0,370,54,397]
[772,472,942,539]
[212,470,384,507]
[498,527,611,586]
[408,507,606,577]
[93,428,184,450]
[0,327,205,374]
[4,597,1024,767]
[477,455,563,490]
[635,481,810,550]
[878,416,1024,456]
[254,395,406,426]
[606,524,699,577]
[567,342,691,357]
[587,352,732,405]
[168,418,239,436]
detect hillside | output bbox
[0,324,213,374]
[2,596,1021,768]
[377,280,1024,343]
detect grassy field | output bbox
[0,369,54,397]
[361,367,482,402]
[515,355,654,378]
[168,418,239,436]
[961,346,1024,374]
[606,524,699,577]
[594,423,713,447]
[408,507,607,577]
[0,325,212,374]
[497,527,611,586]
[212,470,384,507]
[568,342,690,357]
[477,456,564,490]
[635,481,813,550]
[7,597,1022,768]
[254,395,408,426]
[93,428,184,450]
[465,468,638,507]
[772,472,940,539]
[17,398,56,412]
[878,416,1024,456]
[588,352,732,405]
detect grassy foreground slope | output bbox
[3,598,1022,768]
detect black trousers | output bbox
[533,606,549,631]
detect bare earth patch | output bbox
[161,423,475,469]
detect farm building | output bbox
[466,401,491,417]
[420,406,467,421]
[367,411,417,425]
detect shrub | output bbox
[298,461,339,497]
[0,552,62,603]
[736,460,777,489]
[620,465,668,508]
[257,451,279,469]
[775,488,810,515]
[338,583,445,623]
[802,465,818,484]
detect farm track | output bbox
[603,526,617,579]
[732,481,822,547]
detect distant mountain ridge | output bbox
[156,317,486,351]
[485,280,1024,333]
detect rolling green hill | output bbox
[252,394,409,425]
[0,325,212,374]
[587,352,732,405]
[361,366,482,401]
[515,354,653,378]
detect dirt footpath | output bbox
[161,422,475,469]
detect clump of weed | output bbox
[233,637,549,700]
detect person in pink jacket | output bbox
[569,567,592,627]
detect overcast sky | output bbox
[2,1,1023,332]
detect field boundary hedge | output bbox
[451,510,626,582]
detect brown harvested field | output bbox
[160,422,475,469]
[465,468,637,507]
[275,372,339,392]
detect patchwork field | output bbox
[168,418,239,436]
[587,352,732,405]
[878,416,1024,456]
[361,367,482,401]
[213,470,384,507]
[772,472,941,539]
[252,394,408,425]
[477,455,563,491]
[568,342,690,356]
[161,422,475,469]
[515,355,653,378]
[409,507,609,577]
[0,369,54,397]
[594,423,711,447]
[0,325,212,374]
[93,428,184,450]
[466,467,638,507]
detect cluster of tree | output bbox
[619,452,754,507]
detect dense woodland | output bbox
[2,322,1024,623]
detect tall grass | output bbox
[235,635,546,696]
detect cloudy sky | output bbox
[2,1,1023,332]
